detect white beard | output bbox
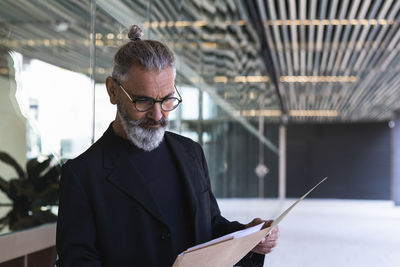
[117,101,168,151]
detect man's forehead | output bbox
[123,67,175,97]
[126,66,174,86]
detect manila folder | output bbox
[172,226,271,267]
[172,177,327,267]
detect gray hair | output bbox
[112,25,175,82]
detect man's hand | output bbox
[245,218,280,254]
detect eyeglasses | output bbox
[115,80,182,112]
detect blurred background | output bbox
[0,0,399,266]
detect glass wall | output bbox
[0,0,279,234]
[0,1,93,234]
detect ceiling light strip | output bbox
[265,19,394,26]
[143,20,247,28]
[237,109,339,117]
[142,18,396,29]
[212,76,357,83]
[280,76,357,82]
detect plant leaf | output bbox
[0,175,10,195]
[0,151,25,178]
[32,210,57,223]
[26,157,52,180]
[0,216,9,231]
[31,184,59,207]
[41,165,61,183]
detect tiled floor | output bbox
[217,199,400,267]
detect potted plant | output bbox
[0,151,61,231]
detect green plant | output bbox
[0,151,61,231]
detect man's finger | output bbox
[267,226,280,239]
[252,245,273,254]
[260,239,278,247]
[267,231,279,240]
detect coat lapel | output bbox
[164,133,200,229]
[101,126,165,225]
[166,133,215,244]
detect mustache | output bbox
[136,117,168,128]
[116,100,168,128]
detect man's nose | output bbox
[147,102,163,121]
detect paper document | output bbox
[185,222,264,253]
[173,177,327,267]
[270,176,327,229]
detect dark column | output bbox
[394,112,400,205]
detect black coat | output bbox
[56,125,264,266]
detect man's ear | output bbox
[106,76,118,105]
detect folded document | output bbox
[173,177,327,267]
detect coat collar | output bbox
[100,124,199,227]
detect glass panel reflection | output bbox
[0,0,92,234]
[0,0,280,236]
[95,0,279,199]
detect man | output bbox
[56,25,279,267]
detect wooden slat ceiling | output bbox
[1,0,399,123]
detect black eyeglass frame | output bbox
[113,78,183,112]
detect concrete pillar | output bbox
[393,112,400,206]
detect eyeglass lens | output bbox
[135,98,180,111]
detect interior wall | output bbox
[286,122,392,200]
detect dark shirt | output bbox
[111,129,194,261]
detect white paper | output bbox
[184,222,264,253]
[179,177,328,256]
[270,177,328,229]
